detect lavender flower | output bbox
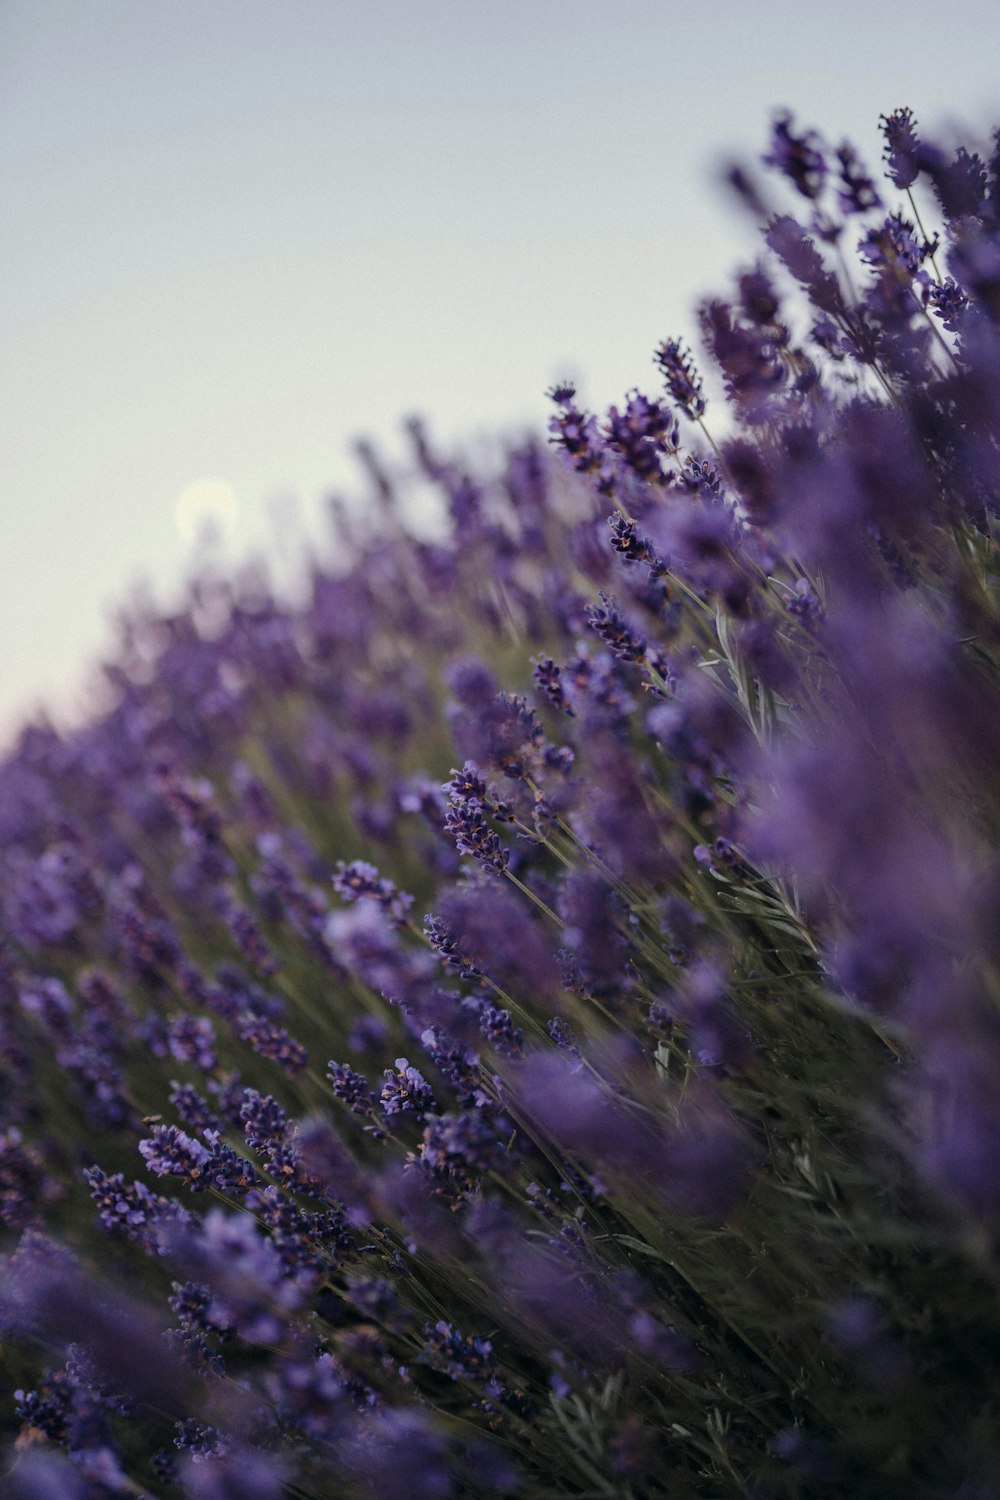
[139,1124,216,1190]
[334,858,414,923]
[419,1108,513,1195]
[764,111,828,200]
[4,104,1000,1500]
[880,106,921,189]
[585,591,648,663]
[654,338,707,419]
[380,1057,435,1117]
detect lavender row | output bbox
[2,108,1000,1499]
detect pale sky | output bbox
[2,0,998,745]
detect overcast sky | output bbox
[2,0,998,745]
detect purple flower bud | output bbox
[139,1125,215,1189]
[880,106,920,189]
[764,111,828,200]
[654,339,707,420]
[333,859,413,924]
[602,389,678,479]
[419,1108,513,1195]
[836,141,882,215]
[380,1057,435,1117]
[585,592,647,663]
[167,1014,218,1071]
[765,216,844,316]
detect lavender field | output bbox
[3,110,1000,1499]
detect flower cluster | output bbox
[3,107,1000,1500]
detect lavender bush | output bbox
[2,108,1000,1499]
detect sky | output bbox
[2,0,998,746]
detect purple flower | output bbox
[880,106,921,189]
[328,1060,380,1118]
[168,1014,218,1071]
[0,1128,54,1229]
[444,656,499,710]
[442,796,510,877]
[139,1125,216,1190]
[84,1165,193,1250]
[380,1057,435,1117]
[836,141,882,215]
[220,897,279,976]
[167,1208,307,1344]
[325,899,435,998]
[421,1319,494,1381]
[547,386,616,492]
[585,591,648,663]
[236,1012,308,1075]
[557,868,632,1001]
[654,339,707,420]
[333,859,413,923]
[928,276,971,333]
[765,215,844,315]
[170,1080,224,1136]
[448,690,546,782]
[431,882,561,1002]
[764,111,828,200]
[531,655,575,717]
[419,1108,513,1195]
[602,389,678,480]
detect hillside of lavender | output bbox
[3,110,1000,1499]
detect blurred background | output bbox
[2,0,997,745]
